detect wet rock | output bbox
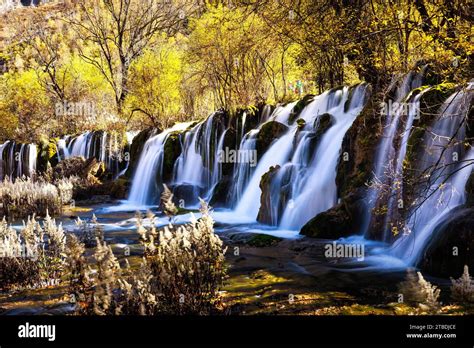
[210,175,232,207]
[256,121,288,159]
[466,173,474,207]
[336,87,376,199]
[125,128,157,178]
[288,94,315,124]
[300,190,366,238]
[257,165,281,224]
[418,206,474,278]
[163,131,183,182]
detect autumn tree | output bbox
[68,0,194,116]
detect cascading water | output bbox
[279,84,369,229]
[233,84,368,228]
[390,86,474,265]
[128,122,192,206]
[0,141,37,180]
[381,91,426,240]
[59,131,131,176]
[232,103,298,218]
[173,114,226,204]
[361,71,424,237]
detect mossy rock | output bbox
[314,113,333,137]
[246,234,282,247]
[256,121,288,159]
[418,206,474,278]
[296,118,306,130]
[336,90,376,199]
[37,137,59,173]
[300,190,365,238]
[125,128,157,178]
[163,131,183,182]
[288,94,315,124]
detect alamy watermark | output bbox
[55,101,97,118]
[380,100,420,119]
[217,147,257,167]
[324,241,365,261]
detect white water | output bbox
[279,85,368,229]
[361,71,424,236]
[232,85,368,228]
[390,86,474,265]
[0,141,37,180]
[173,114,227,203]
[128,122,192,206]
[381,91,426,239]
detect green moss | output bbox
[256,121,288,158]
[247,234,282,247]
[162,131,182,182]
[288,94,315,124]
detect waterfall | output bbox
[114,131,138,179]
[229,103,296,205]
[279,84,369,229]
[232,102,297,218]
[381,91,426,240]
[391,86,474,265]
[59,131,131,176]
[361,71,424,237]
[173,114,226,205]
[232,84,368,227]
[128,122,193,206]
[0,141,37,180]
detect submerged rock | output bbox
[419,206,474,278]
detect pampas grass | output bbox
[0,177,74,218]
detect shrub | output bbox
[0,214,66,291]
[146,199,227,314]
[398,269,440,312]
[0,177,74,218]
[450,265,474,303]
[75,198,227,315]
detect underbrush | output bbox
[0,213,66,291]
[0,177,74,219]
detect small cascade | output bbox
[114,131,138,179]
[229,103,296,205]
[232,103,297,218]
[279,84,369,229]
[381,91,425,240]
[59,131,130,176]
[128,122,193,206]
[391,86,474,265]
[229,129,259,204]
[0,141,37,180]
[173,114,226,205]
[361,71,424,238]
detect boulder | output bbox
[125,128,156,178]
[257,165,283,225]
[163,131,183,182]
[418,206,474,278]
[288,94,315,124]
[300,190,366,238]
[256,121,288,159]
